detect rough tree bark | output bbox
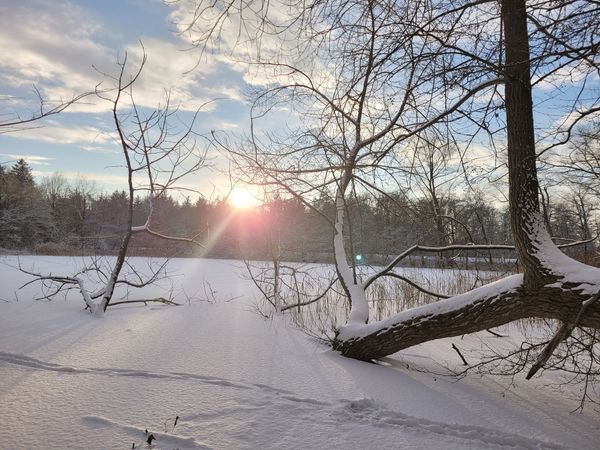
[503,0,550,288]
[333,0,600,361]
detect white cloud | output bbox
[219,122,240,130]
[6,121,116,145]
[166,0,309,88]
[533,65,598,91]
[0,154,53,165]
[552,108,600,131]
[120,39,240,111]
[0,0,252,198]
[80,145,118,154]
[0,2,109,93]
[0,1,246,117]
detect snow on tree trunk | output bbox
[332,0,600,361]
[334,186,369,325]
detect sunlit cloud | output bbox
[0,0,255,197]
[80,145,118,154]
[6,122,116,145]
[120,39,240,111]
[0,1,246,117]
[167,0,309,88]
[0,154,53,165]
[0,1,109,97]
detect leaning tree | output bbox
[180,0,600,381]
[331,0,600,372]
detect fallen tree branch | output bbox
[108,297,180,307]
[334,274,600,361]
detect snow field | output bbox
[0,256,598,449]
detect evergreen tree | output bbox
[10,159,34,186]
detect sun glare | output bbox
[229,187,259,209]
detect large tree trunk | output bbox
[502,0,551,289]
[333,0,600,361]
[335,279,600,360]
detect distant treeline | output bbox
[0,159,597,266]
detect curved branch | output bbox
[335,276,600,361]
[280,277,339,311]
[364,243,515,289]
[371,273,450,299]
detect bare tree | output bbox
[39,172,68,212]
[22,51,210,315]
[406,131,476,247]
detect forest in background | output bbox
[1,158,596,267]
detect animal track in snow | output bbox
[0,351,324,406]
[1,351,564,449]
[331,398,565,450]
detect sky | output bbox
[0,0,254,199]
[1,1,597,203]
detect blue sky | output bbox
[1,1,597,202]
[0,0,253,197]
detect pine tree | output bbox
[10,159,34,186]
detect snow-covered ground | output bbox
[0,256,598,449]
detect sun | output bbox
[229,187,260,209]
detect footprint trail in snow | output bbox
[0,351,564,449]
